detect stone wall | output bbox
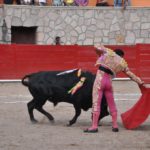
[0,6,3,43]
[0,5,150,45]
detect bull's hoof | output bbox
[31,119,38,124]
[66,123,72,127]
[49,117,54,121]
[49,119,55,124]
[66,120,75,126]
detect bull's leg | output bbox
[67,104,81,126]
[34,97,54,122]
[27,99,38,123]
[35,106,54,122]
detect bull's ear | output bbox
[77,69,82,77]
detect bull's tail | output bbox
[22,75,30,87]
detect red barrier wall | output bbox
[136,44,150,83]
[0,44,150,83]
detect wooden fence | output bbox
[0,44,150,83]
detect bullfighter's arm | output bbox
[94,44,107,56]
[123,68,144,85]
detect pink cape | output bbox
[121,86,150,129]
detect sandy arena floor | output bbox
[0,81,150,150]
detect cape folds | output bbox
[121,86,150,129]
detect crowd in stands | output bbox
[3,0,131,7]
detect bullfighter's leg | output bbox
[84,71,104,133]
[104,89,119,132]
[91,93,109,126]
[99,93,109,121]
[27,99,38,123]
[84,89,103,132]
[67,103,81,126]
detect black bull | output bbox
[22,69,109,126]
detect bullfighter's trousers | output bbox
[91,70,118,129]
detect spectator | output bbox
[21,0,32,4]
[75,0,88,6]
[16,0,21,4]
[54,36,63,45]
[64,0,76,6]
[114,0,122,7]
[123,0,131,9]
[52,0,64,6]
[39,0,47,5]
[96,0,109,6]
[4,0,13,4]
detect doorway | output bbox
[11,26,37,44]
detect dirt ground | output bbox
[0,81,150,150]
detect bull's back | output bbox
[25,71,79,97]
[28,71,60,84]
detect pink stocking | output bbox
[89,111,100,130]
[111,112,118,129]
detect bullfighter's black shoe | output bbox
[84,128,98,133]
[112,127,119,132]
